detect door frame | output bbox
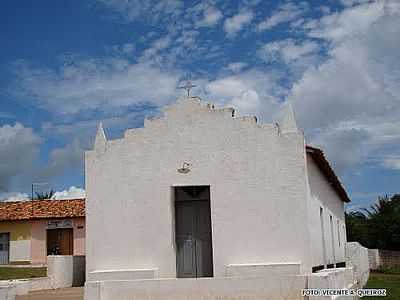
[173,185,214,278]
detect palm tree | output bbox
[346,194,400,250]
[35,189,55,200]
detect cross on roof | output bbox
[179,80,197,97]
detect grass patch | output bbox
[377,266,400,275]
[364,272,400,300]
[0,267,47,280]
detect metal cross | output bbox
[179,80,197,97]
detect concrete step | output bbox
[16,287,83,300]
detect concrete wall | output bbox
[345,242,369,287]
[84,265,360,300]
[47,255,86,288]
[369,249,400,270]
[306,156,346,268]
[47,255,74,288]
[0,285,15,300]
[0,218,85,265]
[86,97,313,280]
[368,249,381,270]
[73,218,86,256]
[0,255,86,299]
[31,221,47,265]
[85,274,307,300]
[0,222,31,263]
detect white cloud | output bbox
[0,192,30,202]
[340,0,374,7]
[196,6,223,27]
[0,187,85,202]
[139,35,172,63]
[97,0,183,24]
[204,69,284,117]
[306,1,389,44]
[258,39,320,64]
[14,58,180,115]
[288,0,400,172]
[382,157,400,170]
[51,186,85,200]
[35,139,86,182]
[257,1,308,31]
[226,62,248,73]
[224,10,254,38]
[0,123,41,193]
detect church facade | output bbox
[85,97,350,299]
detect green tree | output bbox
[34,189,55,200]
[346,194,400,250]
[345,211,369,247]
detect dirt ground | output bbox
[16,287,83,300]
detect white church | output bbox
[84,96,361,300]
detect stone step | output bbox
[16,287,83,300]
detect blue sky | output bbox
[0,0,399,208]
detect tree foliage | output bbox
[34,189,55,200]
[346,194,400,250]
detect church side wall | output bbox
[85,99,313,280]
[306,156,346,269]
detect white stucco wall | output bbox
[85,97,314,280]
[306,156,346,268]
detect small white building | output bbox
[85,97,351,300]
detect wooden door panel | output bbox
[175,186,213,278]
[47,229,73,255]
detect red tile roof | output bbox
[0,199,85,221]
[306,145,351,203]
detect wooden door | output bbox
[175,186,213,278]
[47,229,73,255]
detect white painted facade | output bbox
[85,97,350,299]
[306,156,347,268]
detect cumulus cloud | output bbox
[258,39,320,64]
[288,0,400,171]
[257,1,308,31]
[306,1,389,44]
[0,187,85,202]
[0,192,30,202]
[13,58,180,115]
[196,6,223,27]
[97,0,183,24]
[204,69,284,117]
[383,158,400,170]
[51,186,85,200]
[224,10,254,38]
[226,62,248,73]
[340,0,375,7]
[0,123,41,193]
[39,139,85,179]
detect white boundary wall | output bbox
[85,275,307,300]
[345,242,369,287]
[0,255,86,299]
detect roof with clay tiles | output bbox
[0,199,85,221]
